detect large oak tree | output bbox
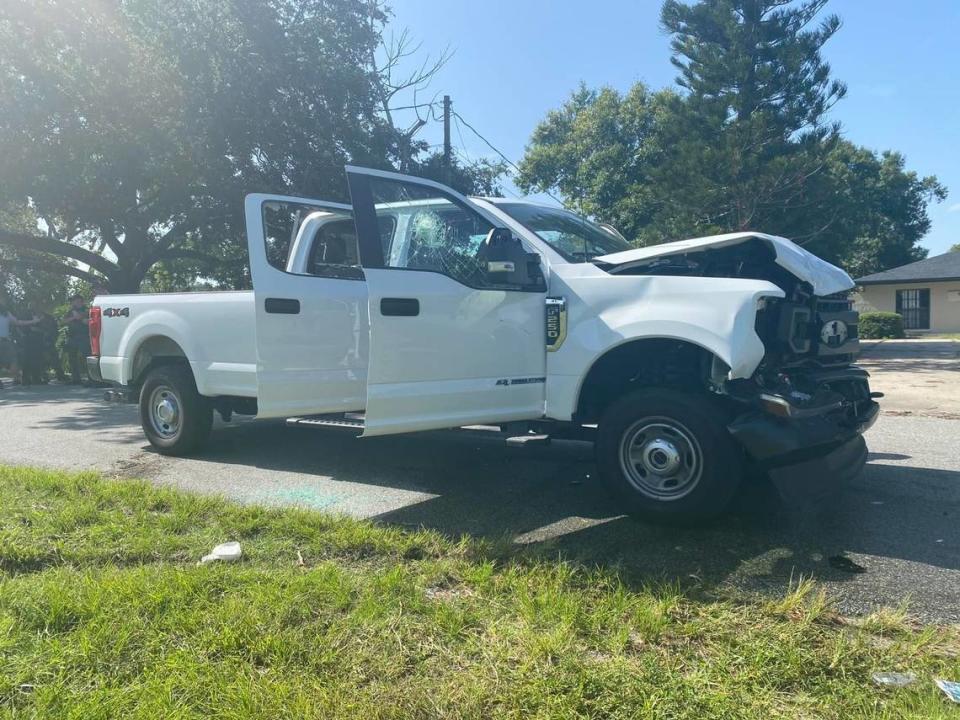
[0,0,411,292]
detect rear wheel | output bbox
[139,364,212,455]
[596,388,742,523]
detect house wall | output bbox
[854,281,960,333]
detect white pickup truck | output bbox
[88,166,878,522]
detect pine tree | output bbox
[660,0,847,232]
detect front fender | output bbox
[545,267,784,421]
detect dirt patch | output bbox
[108,451,167,480]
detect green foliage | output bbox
[799,142,945,277]
[657,0,847,232]
[0,0,396,292]
[0,205,75,314]
[0,1,504,294]
[519,0,947,275]
[1,465,958,718]
[859,311,906,339]
[412,152,508,197]
[518,84,683,243]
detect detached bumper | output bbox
[765,434,868,503]
[729,399,878,466]
[729,399,879,501]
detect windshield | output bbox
[495,203,631,262]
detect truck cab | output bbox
[90,166,878,522]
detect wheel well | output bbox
[575,339,722,423]
[131,336,192,387]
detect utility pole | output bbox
[442,95,452,184]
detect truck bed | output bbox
[94,291,258,398]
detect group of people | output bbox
[0,294,93,387]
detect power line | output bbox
[452,115,471,161]
[387,101,442,112]
[452,110,566,207]
[451,110,521,174]
[452,146,525,199]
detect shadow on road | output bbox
[5,384,958,617]
[184,419,960,608]
[0,385,143,440]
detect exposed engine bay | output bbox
[595,234,875,443]
[596,236,859,368]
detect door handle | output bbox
[380,298,419,317]
[264,297,300,314]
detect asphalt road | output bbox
[1,369,958,622]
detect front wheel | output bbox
[595,388,742,524]
[139,364,213,455]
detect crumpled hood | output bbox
[593,232,854,297]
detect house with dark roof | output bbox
[855,252,960,332]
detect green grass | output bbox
[1,466,958,718]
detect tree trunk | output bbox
[105,264,145,295]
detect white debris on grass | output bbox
[871,672,917,688]
[199,541,242,565]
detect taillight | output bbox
[89,306,102,356]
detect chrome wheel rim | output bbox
[148,385,181,439]
[619,416,703,501]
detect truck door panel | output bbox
[345,167,547,436]
[245,194,368,418]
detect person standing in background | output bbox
[62,294,90,385]
[0,302,42,385]
[17,307,45,385]
[39,311,67,382]
[0,302,21,384]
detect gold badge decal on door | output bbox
[546,297,567,352]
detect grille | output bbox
[815,293,859,360]
[816,293,854,314]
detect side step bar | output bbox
[285,414,596,445]
[286,413,365,431]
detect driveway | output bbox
[858,338,960,418]
[1,342,958,622]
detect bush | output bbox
[859,311,905,339]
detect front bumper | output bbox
[766,433,868,504]
[728,398,878,467]
[728,395,878,501]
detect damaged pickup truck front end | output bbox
[594,232,880,497]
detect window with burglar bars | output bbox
[895,288,930,330]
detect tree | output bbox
[0,206,72,312]
[0,0,408,293]
[951,243,960,253]
[519,84,685,243]
[520,0,947,275]
[412,152,507,197]
[803,142,945,277]
[658,0,848,234]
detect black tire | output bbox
[139,364,213,455]
[595,388,742,524]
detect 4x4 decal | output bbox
[103,307,130,318]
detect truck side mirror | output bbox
[481,228,545,290]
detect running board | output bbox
[285,415,594,445]
[286,413,365,431]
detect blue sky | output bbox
[386,0,959,255]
